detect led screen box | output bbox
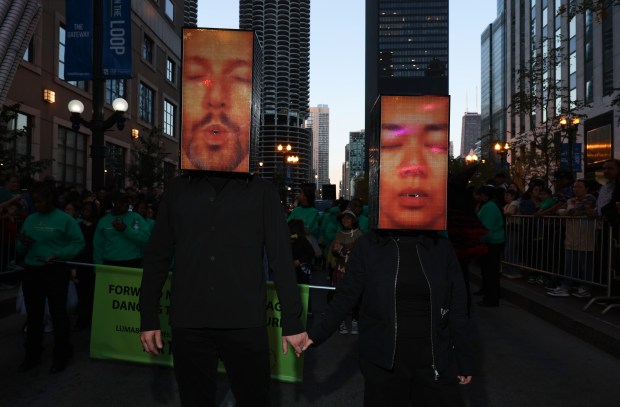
[368,95,450,231]
[181,28,262,173]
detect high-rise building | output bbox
[4,0,184,189]
[480,8,506,162]
[348,130,365,199]
[461,112,482,157]
[495,1,620,177]
[365,0,449,158]
[342,145,350,199]
[307,105,330,190]
[239,1,311,196]
[184,0,198,27]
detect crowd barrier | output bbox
[503,215,620,313]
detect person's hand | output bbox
[457,375,472,385]
[282,331,308,357]
[9,193,23,203]
[19,233,35,246]
[140,330,163,356]
[332,241,342,251]
[301,337,314,352]
[43,255,57,265]
[587,208,598,218]
[112,218,126,232]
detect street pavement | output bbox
[1,280,620,406]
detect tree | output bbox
[507,34,588,186]
[557,0,619,21]
[0,104,52,179]
[126,127,171,189]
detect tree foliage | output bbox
[126,127,171,189]
[0,104,52,179]
[557,0,619,21]
[507,34,588,186]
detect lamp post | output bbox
[559,116,580,172]
[465,149,479,165]
[66,0,128,193]
[494,141,509,168]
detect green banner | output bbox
[90,265,309,383]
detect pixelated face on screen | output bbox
[181,29,253,172]
[378,96,449,230]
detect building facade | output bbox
[4,0,186,190]
[307,105,330,190]
[239,0,311,198]
[347,130,365,199]
[461,112,482,157]
[495,1,620,180]
[365,0,449,162]
[480,6,507,162]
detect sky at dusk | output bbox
[197,0,498,191]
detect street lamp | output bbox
[494,142,510,168]
[68,97,128,191]
[465,149,479,165]
[559,116,580,172]
[65,0,129,193]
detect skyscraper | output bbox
[239,1,311,196]
[348,130,365,199]
[307,105,330,190]
[184,0,198,27]
[461,112,481,157]
[365,0,449,167]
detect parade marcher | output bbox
[93,192,150,268]
[289,218,315,285]
[16,183,85,373]
[288,183,320,240]
[138,174,308,406]
[476,185,505,307]
[74,201,100,329]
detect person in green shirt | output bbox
[93,192,150,268]
[476,185,505,307]
[17,183,85,373]
[288,184,320,239]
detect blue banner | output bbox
[102,0,132,78]
[560,143,582,172]
[65,0,93,80]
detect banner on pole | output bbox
[64,0,93,80]
[90,265,308,382]
[102,0,132,78]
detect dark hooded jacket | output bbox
[309,231,475,379]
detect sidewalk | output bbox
[470,266,620,359]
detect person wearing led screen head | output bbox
[378,96,449,230]
[304,96,473,406]
[181,29,252,172]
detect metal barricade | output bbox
[503,215,619,313]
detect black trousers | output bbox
[171,326,270,407]
[21,264,72,362]
[75,265,95,328]
[360,358,466,407]
[479,243,503,305]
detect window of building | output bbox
[58,25,87,90]
[105,142,126,188]
[105,79,126,105]
[4,112,32,162]
[584,9,593,103]
[163,99,176,137]
[22,39,33,63]
[57,127,87,188]
[143,35,154,64]
[166,57,176,83]
[602,6,614,95]
[165,0,175,20]
[139,82,154,124]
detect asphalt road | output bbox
[1,283,619,407]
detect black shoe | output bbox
[477,300,499,307]
[18,357,41,372]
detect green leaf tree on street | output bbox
[126,127,171,189]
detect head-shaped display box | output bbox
[181,28,262,173]
[368,95,450,231]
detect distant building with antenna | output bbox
[460,112,481,157]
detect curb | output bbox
[470,271,620,359]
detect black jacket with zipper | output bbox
[309,231,475,379]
